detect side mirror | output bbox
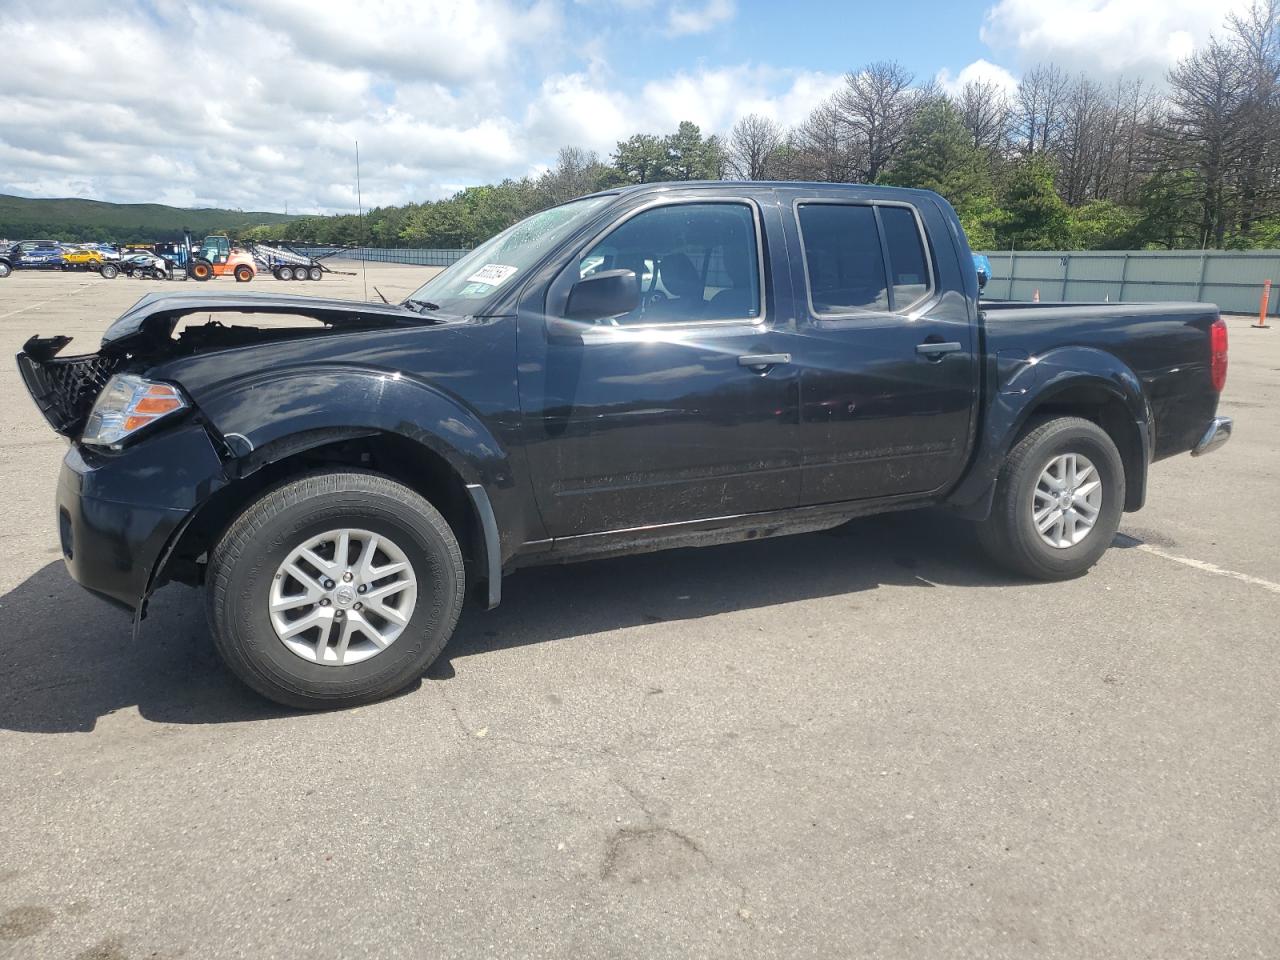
[565,269,639,322]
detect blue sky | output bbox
[0,0,1249,214]
[613,0,992,80]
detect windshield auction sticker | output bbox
[466,263,518,287]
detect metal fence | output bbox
[281,246,1280,314]
[292,246,468,267]
[977,249,1280,316]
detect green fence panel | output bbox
[977,250,1280,315]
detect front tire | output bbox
[189,259,213,281]
[207,471,465,709]
[976,416,1125,581]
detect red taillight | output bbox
[1210,317,1228,392]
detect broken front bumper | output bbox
[55,424,227,611]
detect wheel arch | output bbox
[1012,379,1148,511]
[949,348,1152,515]
[158,428,502,610]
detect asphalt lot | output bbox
[0,264,1277,959]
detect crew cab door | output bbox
[517,193,802,538]
[778,191,978,503]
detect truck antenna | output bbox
[356,139,368,302]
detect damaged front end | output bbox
[16,291,431,617]
[19,291,425,438]
[17,335,126,438]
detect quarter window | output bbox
[880,206,931,308]
[577,202,761,325]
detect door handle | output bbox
[738,353,791,371]
[916,341,962,359]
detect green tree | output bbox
[999,155,1071,249]
[1068,200,1141,249]
[664,121,724,180]
[612,134,668,183]
[880,98,1006,247]
[613,122,725,183]
[1131,168,1203,249]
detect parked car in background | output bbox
[109,249,170,280]
[9,239,64,270]
[62,246,108,270]
[17,181,1233,709]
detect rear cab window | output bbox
[795,200,934,318]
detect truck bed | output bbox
[982,300,1222,459]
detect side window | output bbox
[576,202,761,325]
[879,206,932,308]
[796,204,888,315]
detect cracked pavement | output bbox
[1,268,1278,959]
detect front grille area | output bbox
[17,349,122,437]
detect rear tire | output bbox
[308,266,323,281]
[0,262,10,278]
[234,264,253,282]
[278,265,294,281]
[206,471,465,710]
[976,416,1125,581]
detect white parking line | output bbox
[1129,542,1280,595]
[0,283,95,320]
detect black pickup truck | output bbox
[17,182,1232,708]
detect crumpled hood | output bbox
[101,291,421,350]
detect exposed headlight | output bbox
[81,374,189,448]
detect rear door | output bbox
[779,190,978,504]
[518,190,804,538]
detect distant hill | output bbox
[0,194,299,244]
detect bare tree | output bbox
[833,60,921,180]
[1014,64,1071,155]
[954,78,1010,153]
[1162,33,1254,245]
[726,114,783,180]
[789,98,859,182]
[1055,76,1110,204]
[1226,0,1280,238]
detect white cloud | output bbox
[667,0,735,36]
[524,64,842,156]
[0,0,835,214]
[936,59,1020,97]
[980,0,1253,78]
[0,1,556,213]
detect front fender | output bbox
[180,363,532,577]
[192,364,513,489]
[949,346,1152,510]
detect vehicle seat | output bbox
[649,253,705,321]
[708,247,757,320]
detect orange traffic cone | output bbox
[1255,279,1272,329]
